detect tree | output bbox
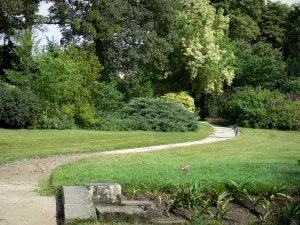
[0,0,42,38]
[259,1,290,49]
[179,0,235,96]
[35,44,103,127]
[211,0,265,42]
[50,0,179,81]
[0,0,43,81]
[285,3,300,78]
[5,31,38,88]
[234,41,286,90]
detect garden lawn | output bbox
[51,128,300,192]
[0,123,213,163]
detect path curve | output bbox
[0,123,237,225]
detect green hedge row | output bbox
[224,88,300,130]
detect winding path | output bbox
[0,124,237,225]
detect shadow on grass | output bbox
[204,118,232,127]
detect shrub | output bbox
[37,112,74,130]
[282,78,300,95]
[161,91,195,112]
[0,83,41,128]
[97,112,141,131]
[74,103,99,128]
[96,82,125,113]
[121,98,199,132]
[224,88,283,128]
[270,99,300,130]
[224,88,300,130]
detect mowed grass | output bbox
[50,128,300,192]
[0,123,213,163]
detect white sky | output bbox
[272,0,300,4]
[36,3,62,45]
[36,0,300,45]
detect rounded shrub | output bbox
[0,83,41,128]
[161,92,195,112]
[121,98,199,132]
[270,99,300,130]
[224,88,300,130]
[224,88,283,129]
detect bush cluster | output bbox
[98,98,199,132]
[161,92,195,112]
[0,84,41,128]
[37,112,74,130]
[224,88,300,130]
[96,82,125,113]
[121,98,199,132]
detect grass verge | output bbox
[0,123,213,163]
[49,128,300,194]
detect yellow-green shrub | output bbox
[161,92,195,112]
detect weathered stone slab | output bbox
[96,205,147,224]
[62,186,97,223]
[153,217,189,225]
[121,200,156,222]
[64,204,97,223]
[86,183,121,204]
[121,200,155,206]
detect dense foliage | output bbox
[0,83,41,128]
[180,0,235,95]
[0,0,300,131]
[234,41,286,90]
[161,92,195,112]
[121,98,199,132]
[224,88,300,130]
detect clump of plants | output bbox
[0,83,41,128]
[224,88,300,130]
[166,180,295,224]
[161,92,195,112]
[279,199,300,225]
[120,98,199,132]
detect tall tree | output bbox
[179,0,235,96]
[211,0,265,42]
[234,41,286,90]
[0,0,41,38]
[50,0,179,81]
[0,0,42,80]
[285,3,300,78]
[259,1,290,49]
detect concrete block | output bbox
[86,183,121,204]
[62,186,97,223]
[96,205,147,224]
[121,200,156,222]
[153,217,189,225]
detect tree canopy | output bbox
[0,0,299,128]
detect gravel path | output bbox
[0,124,236,225]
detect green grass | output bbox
[0,123,213,163]
[50,128,300,193]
